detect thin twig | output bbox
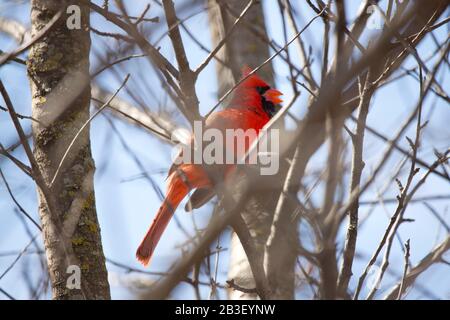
[0,287,15,300]
[205,8,324,118]
[226,279,257,294]
[162,0,200,121]
[0,169,42,231]
[384,236,450,300]
[0,10,62,66]
[337,70,373,297]
[359,195,450,206]
[397,239,411,300]
[50,74,130,186]
[195,0,256,75]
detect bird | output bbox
[136,67,283,266]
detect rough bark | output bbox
[208,0,295,299]
[28,1,110,299]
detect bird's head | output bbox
[231,66,283,118]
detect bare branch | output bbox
[384,236,450,300]
[397,239,411,300]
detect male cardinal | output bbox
[136,67,283,266]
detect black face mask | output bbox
[256,86,279,118]
[262,98,278,118]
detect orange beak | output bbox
[264,88,283,104]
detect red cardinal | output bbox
[136,67,283,266]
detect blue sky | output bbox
[0,0,449,299]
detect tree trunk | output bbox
[28,1,110,299]
[208,0,295,299]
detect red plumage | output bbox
[136,68,283,266]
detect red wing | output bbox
[167,109,258,209]
[185,187,215,211]
[167,109,249,178]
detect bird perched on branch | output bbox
[136,67,283,266]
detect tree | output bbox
[0,0,448,300]
[208,0,297,300]
[1,0,110,299]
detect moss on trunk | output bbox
[28,0,110,300]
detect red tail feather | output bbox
[136,202,174,266]
[136,166,209,266]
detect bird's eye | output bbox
[256,86,270,94]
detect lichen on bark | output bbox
[28,0,110,299]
